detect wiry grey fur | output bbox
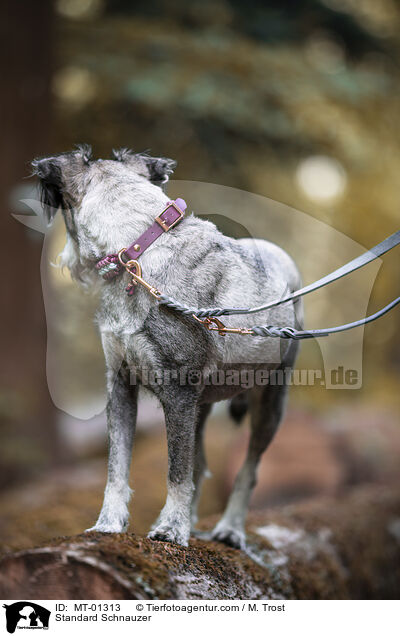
[32,146,303,549]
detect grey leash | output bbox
[151,231,400,339]
[156,292,400,339]
[163,230,400,318]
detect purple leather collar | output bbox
[95,198,187,282]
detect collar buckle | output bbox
[155,200,185,232]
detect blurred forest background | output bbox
[0,0,399,551]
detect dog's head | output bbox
[31,145,176,280]
[31,145,176,226]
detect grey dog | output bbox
[32,145,302,549]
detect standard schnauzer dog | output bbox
[32,145,302,549]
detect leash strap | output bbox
[154,292,400,339]
[249,296,400,339]
[120,257,400,340]
[148,230,400,339]
[101,204,399,340]
[191,230,400,318]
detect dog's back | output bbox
[143,215,303,372]
[237,237,301,298]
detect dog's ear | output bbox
[31,145,93,223]
[111,147,134,163]
[31,156,64,223]
[143,155,177,185]
[74,143,93,165]
[112,148,177,185]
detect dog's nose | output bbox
[33,157,55,179]
[32,156,61,184]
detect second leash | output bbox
[118,257,400,341]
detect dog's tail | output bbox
[228,392,248,425]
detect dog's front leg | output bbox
[148,389,198,547]
[86,365,138,533]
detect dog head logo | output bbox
[2,602,50,633]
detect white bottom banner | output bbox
[1,600,398,636]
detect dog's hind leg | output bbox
[148,388,199,546]
[211,377,289,549]
[86,362,138,534]
[190,402,212,531]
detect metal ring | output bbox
[117,248,128,266]
[125,259,142,278]
[118,249,142,277]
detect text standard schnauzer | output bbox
[32,145,302,549]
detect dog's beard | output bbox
[57,233,98,288]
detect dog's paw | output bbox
[85,522,127,534]
[211,524,246,550]
[147,524,190,547]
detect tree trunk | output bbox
[1,486,399,600]
[0,0,60,488]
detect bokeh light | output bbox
[296,155,347,202]
[52,66,98,108]
[56,0,104,20]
